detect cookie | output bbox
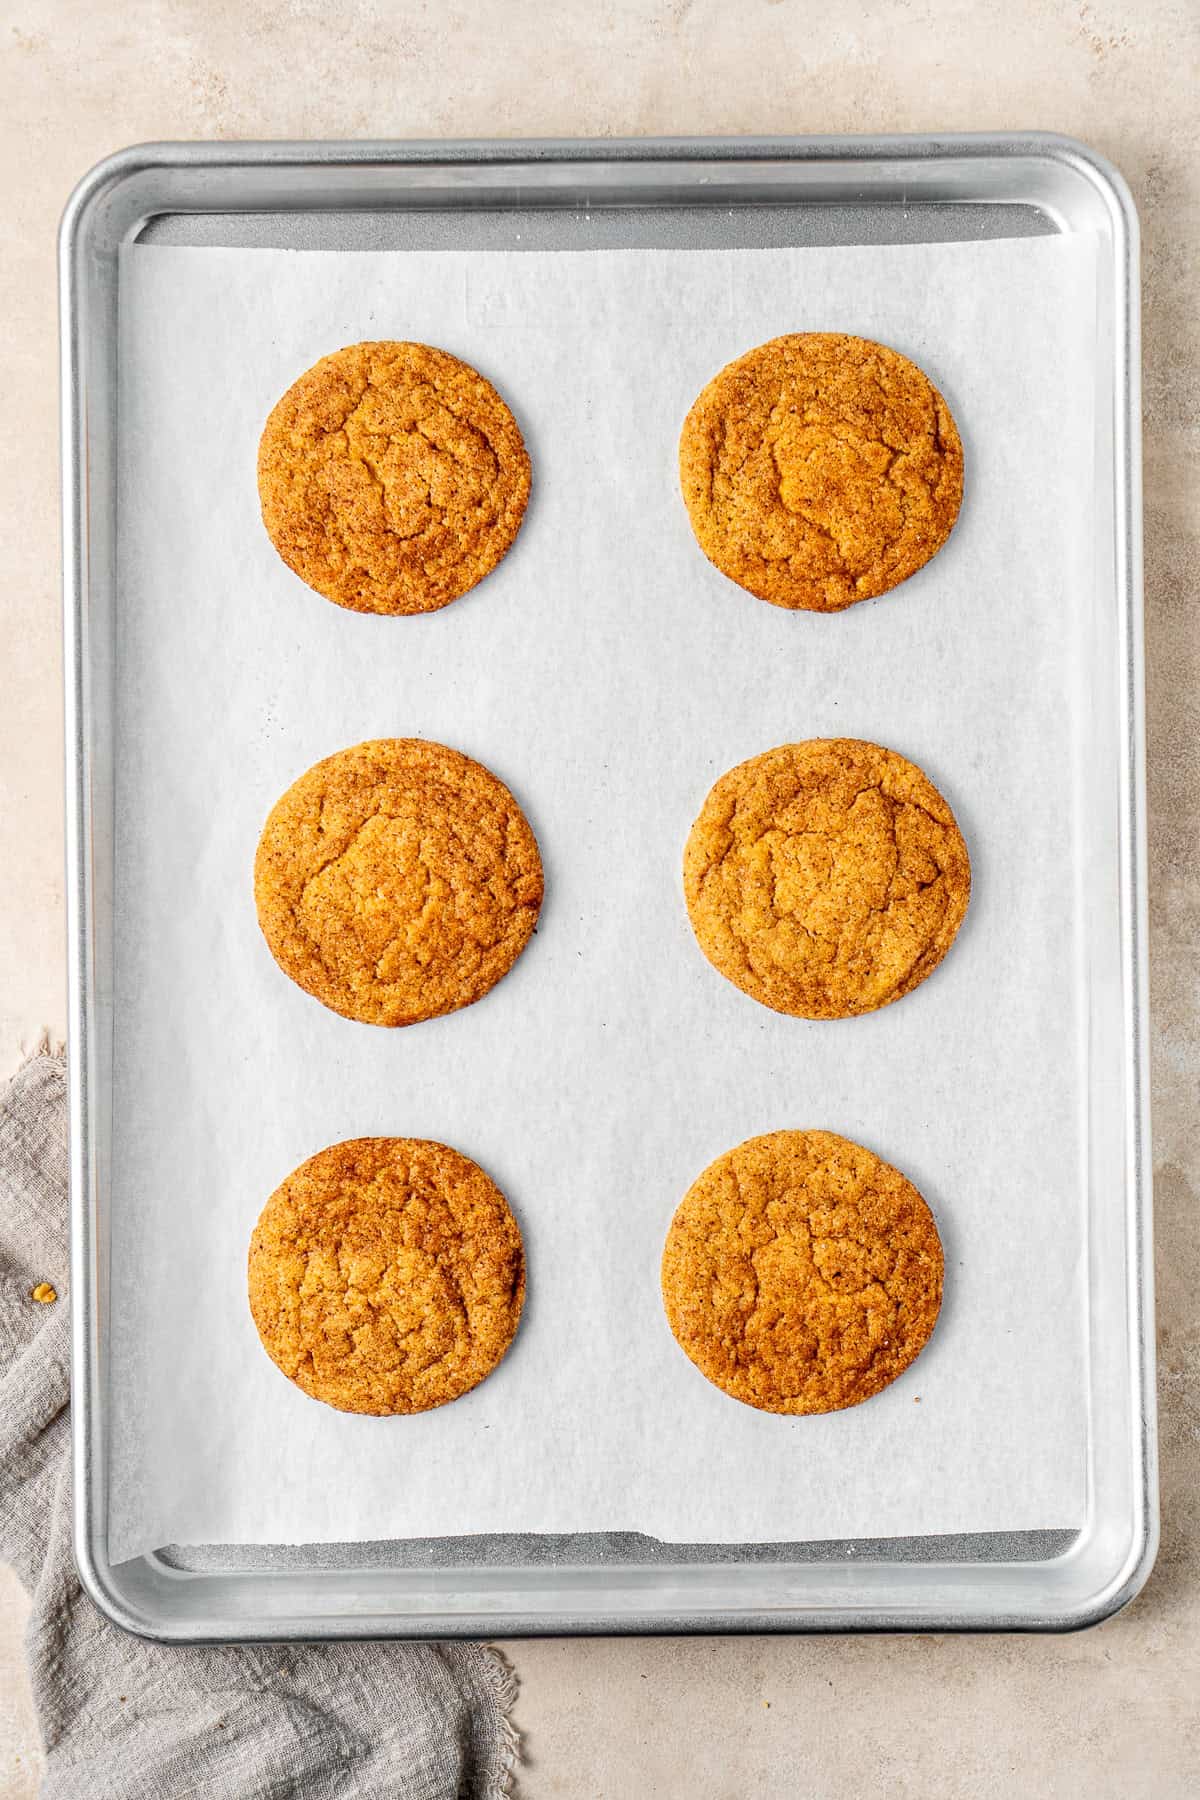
[258,341,531,615]
[661,1129,943,1414]
[679,333,963,611]
[248,1137,525,1415]
[255,738,543,1026]
[684,738,970,1020]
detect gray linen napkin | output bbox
[0,1051,520,1799]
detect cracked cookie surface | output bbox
[248,1137,525,1415]
[662,1129,943,1414]
[255,738,543,1026]
[683,738,970,1019]
[258,340,531,615]
[679,333,963,611]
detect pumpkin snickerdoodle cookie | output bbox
[683,738,970,1020]
[255,738,543,1027]
[679,333,963,611]
[248,1137,526,1415]
[258,341,531,615]
[661,1129,943,1415]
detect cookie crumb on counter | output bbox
[31,1282,57,1304]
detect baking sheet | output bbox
[108,233,1097,1563]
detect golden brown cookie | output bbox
[679,333,963,611]
[662,1129,943,1414]
[255,738,543,1026]
[258,341,531,615]
[683,738,970,1019]
[248,1137,525,1415]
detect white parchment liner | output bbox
[109,234,1096,1559]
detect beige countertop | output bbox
[1,2,1196,1794]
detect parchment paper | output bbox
[109,233,1097,1562]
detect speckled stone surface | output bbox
[1,2,1196,1795]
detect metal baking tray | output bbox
[62,134,1155,1639]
